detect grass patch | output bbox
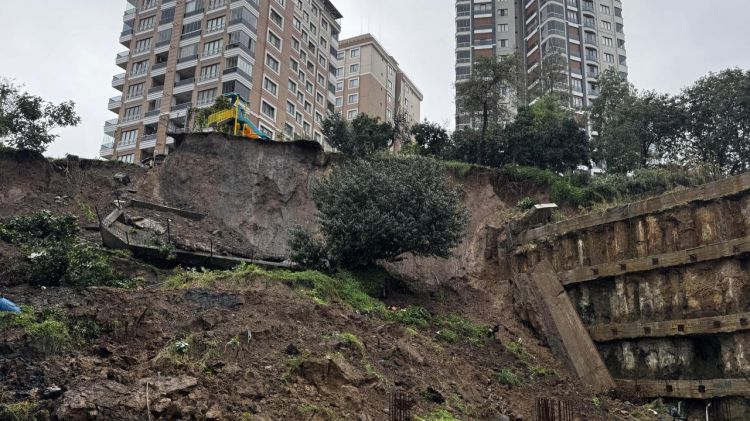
[1,306,74,357]
[496,368,523,388]
[297,404,336,420]
[416,408,460,421]
[167,264,490,345]
[336,332,365,353]
[504,339,556,379]
[436,329,458,343]
[152,335,220,373]
[0,401,37,421]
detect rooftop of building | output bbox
[323,0,343,20]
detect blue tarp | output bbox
[0,297,21,313]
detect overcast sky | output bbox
[0,0,748,158]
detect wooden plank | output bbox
[589,312,750,342]
[617,379,750,399]
[528,260,616,392]
[519,172,750,244]
[560,236,750,285]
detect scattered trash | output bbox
[174,340,190,355]
[113,173,131,185]
[0,297,21,313]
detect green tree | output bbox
[455,55,521,162]
[681,68,750,175]
[294,156,469,268]
[505,96,589,172]
[0,79,81,153]
[590,68,684,173]
[411,120,451,158]
[322,113,393,156]
[529,47,570,104]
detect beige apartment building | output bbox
[335,34,423,128]
[103,0,343,162]
[455,0,628,129]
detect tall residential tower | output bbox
[103,0,343,162]
[455,0,628,129]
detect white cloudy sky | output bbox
[0,0,748,158]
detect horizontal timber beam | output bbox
[519,172,750,244]
[560,236,750,286]
[589,312,750,342]
[617,378,750,399]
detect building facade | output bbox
[103,0,343,162]
[455,0,628,130]
[335,34,423,127]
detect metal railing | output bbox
[170,102,192,111]
[174,78,195,87]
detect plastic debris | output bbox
[0,297,21,313]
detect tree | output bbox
[590,68,684,173]
[529,47,570,103]
[293,156,469,268]
[322,113,393,156]
[505,96,589,172]
[455,55,521,162]
[681,69,750,175]
[411,120,451,158]
[0,79,81,153]
[391,107,412,152]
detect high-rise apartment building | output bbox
[335,34,423,128]
[455,0,628,129]
[103,0,343,162]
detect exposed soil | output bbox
[0,147,658,420]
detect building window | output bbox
[261,101,276,120]
[348,93,358,104]
[202,39,223,57]
[288,79,297,92]
[266,54,280,72]
[498,24,509,32]
[335,97,343,107]
[602,36,613,47]
[348,78,359,89]
[347,109,358,120]
[349,64,359,73]
[604,53,615,63]
[263,77,278,96]
[336,81,343,91]
[126,82,145,99]
[123,106,141,122]
[206,16,225,33]
[270,8,283,27]
[287,101,296,115]
[199,63,219,81]
[601,20,612,30]
[268,30,282,50]
[350,48,360,58]
[119,129,138,147]
[118,154,135,163]
[197,88,217,106]
[600,4,610,14]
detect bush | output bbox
[416,409,460,421]
[295,155,469,268]
[26,319,72,356]
[0,210,78,247]
[516,197,537,211]
[436,328,459,343]
[0,401,37,421]
[65,244,127,287]
[288,227,332,271]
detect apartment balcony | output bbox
[231,0,259,11]
[122,113,142,123]
[586,72,599,79]
[587,88,600,96]
[116,51,129,68]
[123,7,136,22]
[181,29,202,41]
[207,0,229,12]
[151,61,168,76]
[120,29,133,46]
[227,15,258,33]
[147,86,164,100]
[581,3,595,13]
[144,109,161,118]
[112,73,126,90]
[104,119,118,136]
[173,78,195,95]
[223,67,253,86]
[176,55,199,71]
[585,53,599,61]
[108,95,122,114]
[142,0,159,13]
[100,142,115,159]
[584,37,598,46]
[473,39,495,47]
[225,43,254,58]
[583,21,597,29]
[140,134,158,149]
[201,49,222,61]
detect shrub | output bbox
[296,155,469,268]
[0,210,78,247]
[65,244,124,287]
[0,401,37,421]
[516,197,537,211]
[288,227,332,271]
[26,320,72,356]
[496,368,523,387]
